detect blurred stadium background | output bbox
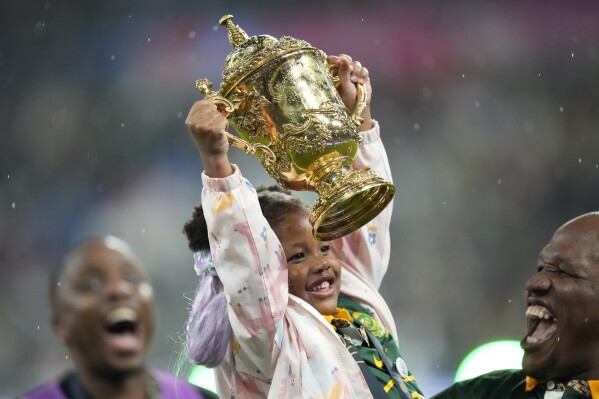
[1,0,599,396]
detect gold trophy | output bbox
[196,15,395,241]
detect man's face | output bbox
[521,214,599,381]
[273,210,342,316]
[53,238,154,376]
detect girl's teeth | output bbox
[312,281,330,291]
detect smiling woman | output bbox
[50,237,155,377]
[19,236,217,399]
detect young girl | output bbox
[183,55,425,399]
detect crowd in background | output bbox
[1,0,599,397]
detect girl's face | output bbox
[272,210,341,316]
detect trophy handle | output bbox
[195,79,277,161]
[325,60,367,127]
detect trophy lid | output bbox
[218,15,320,96]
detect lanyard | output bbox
[354,319,413,399]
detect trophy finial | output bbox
[219,15,249,48]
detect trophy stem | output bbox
[310,168,395,241]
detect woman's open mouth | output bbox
[103,307,143,354]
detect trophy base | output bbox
[310,167,395,241]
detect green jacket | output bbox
[431,369,592,399]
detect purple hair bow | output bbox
[193,250,217,277]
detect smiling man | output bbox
[432,212,599,399]
[20,236,217,399]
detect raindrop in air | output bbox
[579,158,582,163]
[110,55,115,60]
[413,123,420,130]
[189,31,196,39]
[12,202,15,209]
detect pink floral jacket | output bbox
[201,122,401,398]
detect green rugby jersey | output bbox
[323,295,425,399]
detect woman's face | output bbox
[52,239,154,375]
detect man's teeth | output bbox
[106,307,138,325]
[309,281,330,292]
[527,336,539,344]
[525,305,556,321]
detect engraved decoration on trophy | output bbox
[195,15,395,241]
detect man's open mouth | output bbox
[523,305,557,346]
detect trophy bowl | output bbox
[196,15,395,241]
